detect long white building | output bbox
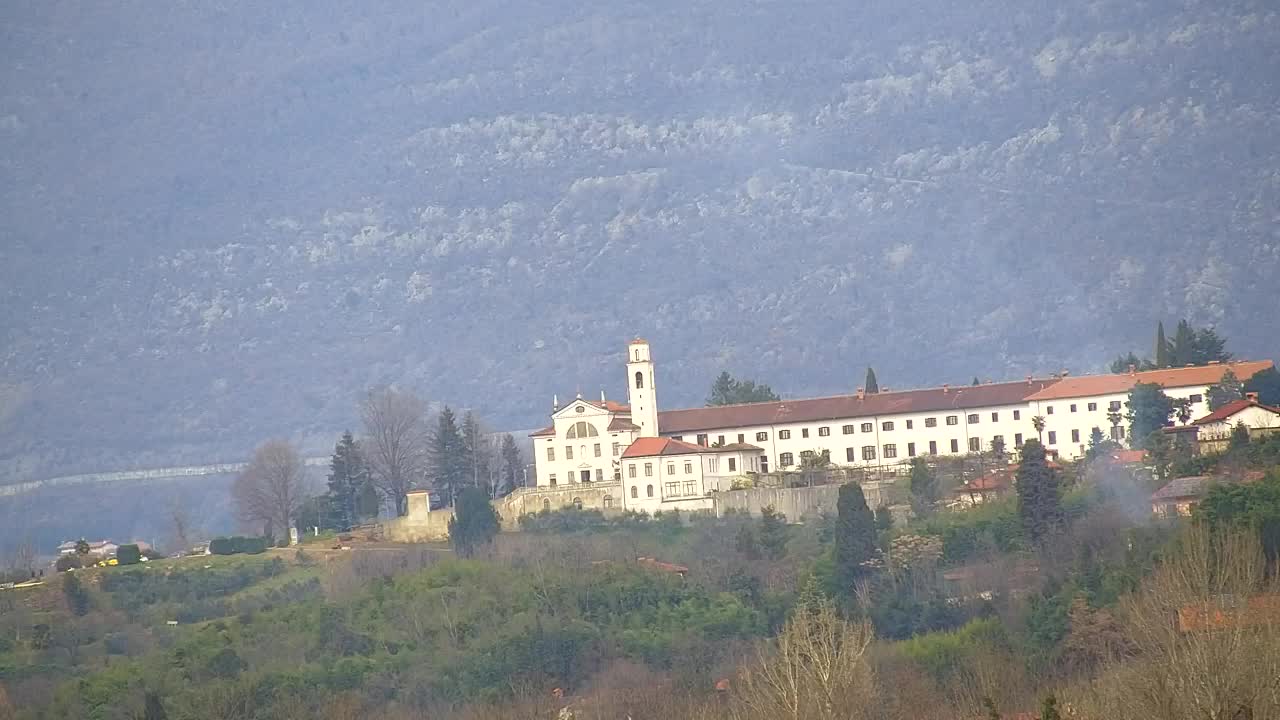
[529,339,1273,512]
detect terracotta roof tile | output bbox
[656,379,1059,435]
[621,437,714,458]
[1025,361,1274,401]
[1193,398,1280,425]
[529,425,555,438]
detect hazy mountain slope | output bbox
[2,0,1278,483]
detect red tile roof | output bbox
[656,379,1060,435]
[1193,398,1280,426]
[529,425,555,438]
[712,443,763,453]
[621,437,714,458]
[1110,449,1148,464]
[1025,361,1274,401]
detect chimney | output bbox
[943,384,950,394]
[1128,364,1136,377]
[1246,392,1260,402]
[553,394,560,412]
[601,389,607,403]
[1061,369,1070,378]
[856,386,865,400]
[1026,375,1033,385]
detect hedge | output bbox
[209,536,269,556]
[116,544,142,565]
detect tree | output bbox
[864,367,879,394]
[1016,440,1062,548]
[232,440,305,544]
[1244,366,1280,406]
[355,480,381,522]
[1084,427,1118,463]
[972,376,981,386]
[758,506,788,560]
[1031,415,1046,442]
[324,431,367,531]
[142,691,169,720]
[833,483,878,593]
[460,411,491,491]
[1171,397,1193,425]
[74,538,90,556]
[429,406,469,506]
[497,434,523,496]
[1125,382,1174,447]
[1167,319,1232,367]
[361,387,428,516]
[448,486,500,557]
[908,458,939,518]
[706,372,780,406]
[167,499,199,555]
[62,573,90,616]
[1206,369,1245,411]
[1040,695,1062,720]
[1155,320,1170,369]
[1229,422,1251,451]
[116,544,141,566]
[1169,319,1196,367]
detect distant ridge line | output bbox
[0,457,329,498]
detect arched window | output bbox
[646,484,654,498]
[603,495,613,509]
[542,499,551,512]
[565,422,599,439]
[630,486,638,499]
[573,497,583,510]
[635,371,644,389]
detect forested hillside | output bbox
[2,0,1278,481]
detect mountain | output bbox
[2,0,1278,484]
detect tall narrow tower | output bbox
[626,338,659,438]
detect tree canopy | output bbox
[1110,319,1231,372]
[1016,440,1062,548]
[448,486,500,556]
[1206,369,1246,411]
[833,483,878,593]
[1125,382,1174,448]
[707,372,780,406]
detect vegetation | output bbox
[447,486,500,556]
[706,372,780,406]
[1205,369,1246,411]
[208,536,269,556]
[1125,382,1174,448]
[1111,319,1232,372]
[1016,440,1062,548]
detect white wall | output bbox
[533,401,637,488]
[620,451,714,514]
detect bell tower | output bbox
[626,338,659,438]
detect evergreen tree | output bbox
[74,538,90,555]
[1084,427,1118,463]
[498,433,524,496]
[758,506,788,560]
[833,482,878,593]
[429,406,468,505]
[706,372,780,406]
[1109,352,1154,374]
[972,376,980,386]
[1229,422,1251,451]
[1192,326,1231,365]
[324,431,366,531]
[142,691,169,720]
[1125,382,1174,447]
[734,523,762,560]
[1206,369,1246,411]
[1155,320,1170,368]
[908,458,939,518]
[355,480,381,521]
[1169,319,1196,367]
[1245,367,1280,406]
[448,486,500,557]
[62,574,91,616]
[1016,440,1062,548]
[864,367,879,394]
[460,411,490,490]
[1040,694,1062,720]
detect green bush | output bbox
[209,536,269,556]
[54,554,84,572]
[116,544,142,566]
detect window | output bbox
[646,484,654,498]
[543,498,552,511]
[1087,402,1098,412]
[779,430,792,440]
[882,421,894,431]
[1013,410,1021,421]
[594,443,601,457]
[684,461,693,474]
[1071,429,1080,443]
[906,419,914,429]
[907,442,916,457]
[862,446,877,461]
[883,444,897,459]
[612,442,620,456]
[667,463,675,475]
[644,463,653,477]
[581,470,591,483]
[818,426,830,437]
[717,435,726,446]
[946,416,959,426]
[843,425,855,435]
[993,435,1004,450]
[968,437,980,452]
[628,464,637,478]
[728,458,737,472]
[756,431,768,442]
[846,447,856,462]
[1109,401,1122,412]
[967,414,979,424]
[549,474,557,486]
[925,417,938,428]
[573,497,583,510]
[801,428,810,439]
[1047,406,1055,415]
[630,486,638,498]
[566,422,599,439]
[665,482,678,497]
[575,405,585,413]
[1047,431,1057,445]
[1015,433,1023,447]
[565,446,573,460]
[547,447,556,462]
[1070,404,1077,413]
[800,450,815,461]
[950,439,959,453]
[929,440,938,455]
[737,434,745,444]
[697,433,708,446]
[861,422,873,433]
[684,480,696,496]
[635,371,644,389]
[1110,425,1125,441]
[991,412,999,422]
[1189,394,1203,404]
[779,452,794,466]
[603,495,613,509]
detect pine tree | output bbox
[706,372,780,406]
[864,367,879,394]
[355,480,381,521]
[498,433,523,495]
[460,411,489,491]
[758,506,788,560]
[908,458,938,518]
[1169,319,1196,367]
[833,483,878,593]
[1245,367,1280,406]
[448,486,500,557]
[324,431,366,531]
[708,371,737,406]
[1155,320,1170,368]
[972,376,981,386]
[1016,440,1062,548]
[1125,382,1174,447]
[1206,369,1245,411]
[62,574,91,616]
[429,406,468,506]
[1229,422,1251,451]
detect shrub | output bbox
[55,554,84,572]
[209,536,269,556]
[116,544,142,566]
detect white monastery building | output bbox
[529,339,1274,514]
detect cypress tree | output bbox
[833,483,878,593]
[498,433,523,495]
[448,486,500,557]
[1016,440,1062,548]
[908,458,939,518]
[1125,382,1174,445]
[430,406,468,505]
[1155,321,1170,368]
[864,367,879,394]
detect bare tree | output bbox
[361,387,428,516]
[168,498,201,554]
[5,538,36,579]
[232,440,306,544]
